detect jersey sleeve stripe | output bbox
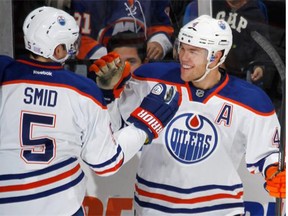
[84,145,124,176]
[0,164,81,192]
[85,145,122,168]
[95,158,124,176]
[86,44,104,59]
[0,172,85,204]
[0,157,85,204]
[0,157,77,180]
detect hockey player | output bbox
[0,6,179,215]
[90,15,285,215]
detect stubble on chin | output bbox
[180,67,193,82]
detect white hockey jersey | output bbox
[0,55,146,215]
[116,62,280,215]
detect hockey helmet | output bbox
[23,6,79,63]
[178,15,232,65]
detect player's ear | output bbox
[54,44,66,60]
[207,50,223,69]
[211,51,223,63]
[208,51,223,69]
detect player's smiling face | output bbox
[178,43,208,82]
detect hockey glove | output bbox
[127,83,179,144]
[265,164,286,198]
[89,52,131,104]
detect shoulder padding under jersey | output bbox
[1,56,107,108]
[132,62,184,84]
[219,75,275,114]
[58,68,107,107]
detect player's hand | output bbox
[89,52,131,103]
[265,164,286,198]
[127,83,179,144]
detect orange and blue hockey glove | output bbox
[89,52,131,104]
[265,164,286,198]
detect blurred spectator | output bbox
[212,0,274,91]
[169,0,198,60]
[182,1,198,27]
[169,0,198,39]
[45,0,70,10]
[262,0,285,61]
[70,0,174,61]
[261,0,285,112]
[106,31,147,73]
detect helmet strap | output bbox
[50,54,69,64]
[193,61,222,83]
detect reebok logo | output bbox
[33,70,52,76]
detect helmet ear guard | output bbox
[23,6,80,63]
[210,54,215,62]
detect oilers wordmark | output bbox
[170,128,212,161]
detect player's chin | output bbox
[180,73,191,82]
[180,68,192,82]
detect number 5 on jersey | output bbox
[20,111,56,163]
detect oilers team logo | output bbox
[165,113,218,164]
[192,21,199,28]
[57,16,66,26]
[218,20,226,30]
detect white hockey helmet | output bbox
[178,15,232,65]
[23,6,79,63]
